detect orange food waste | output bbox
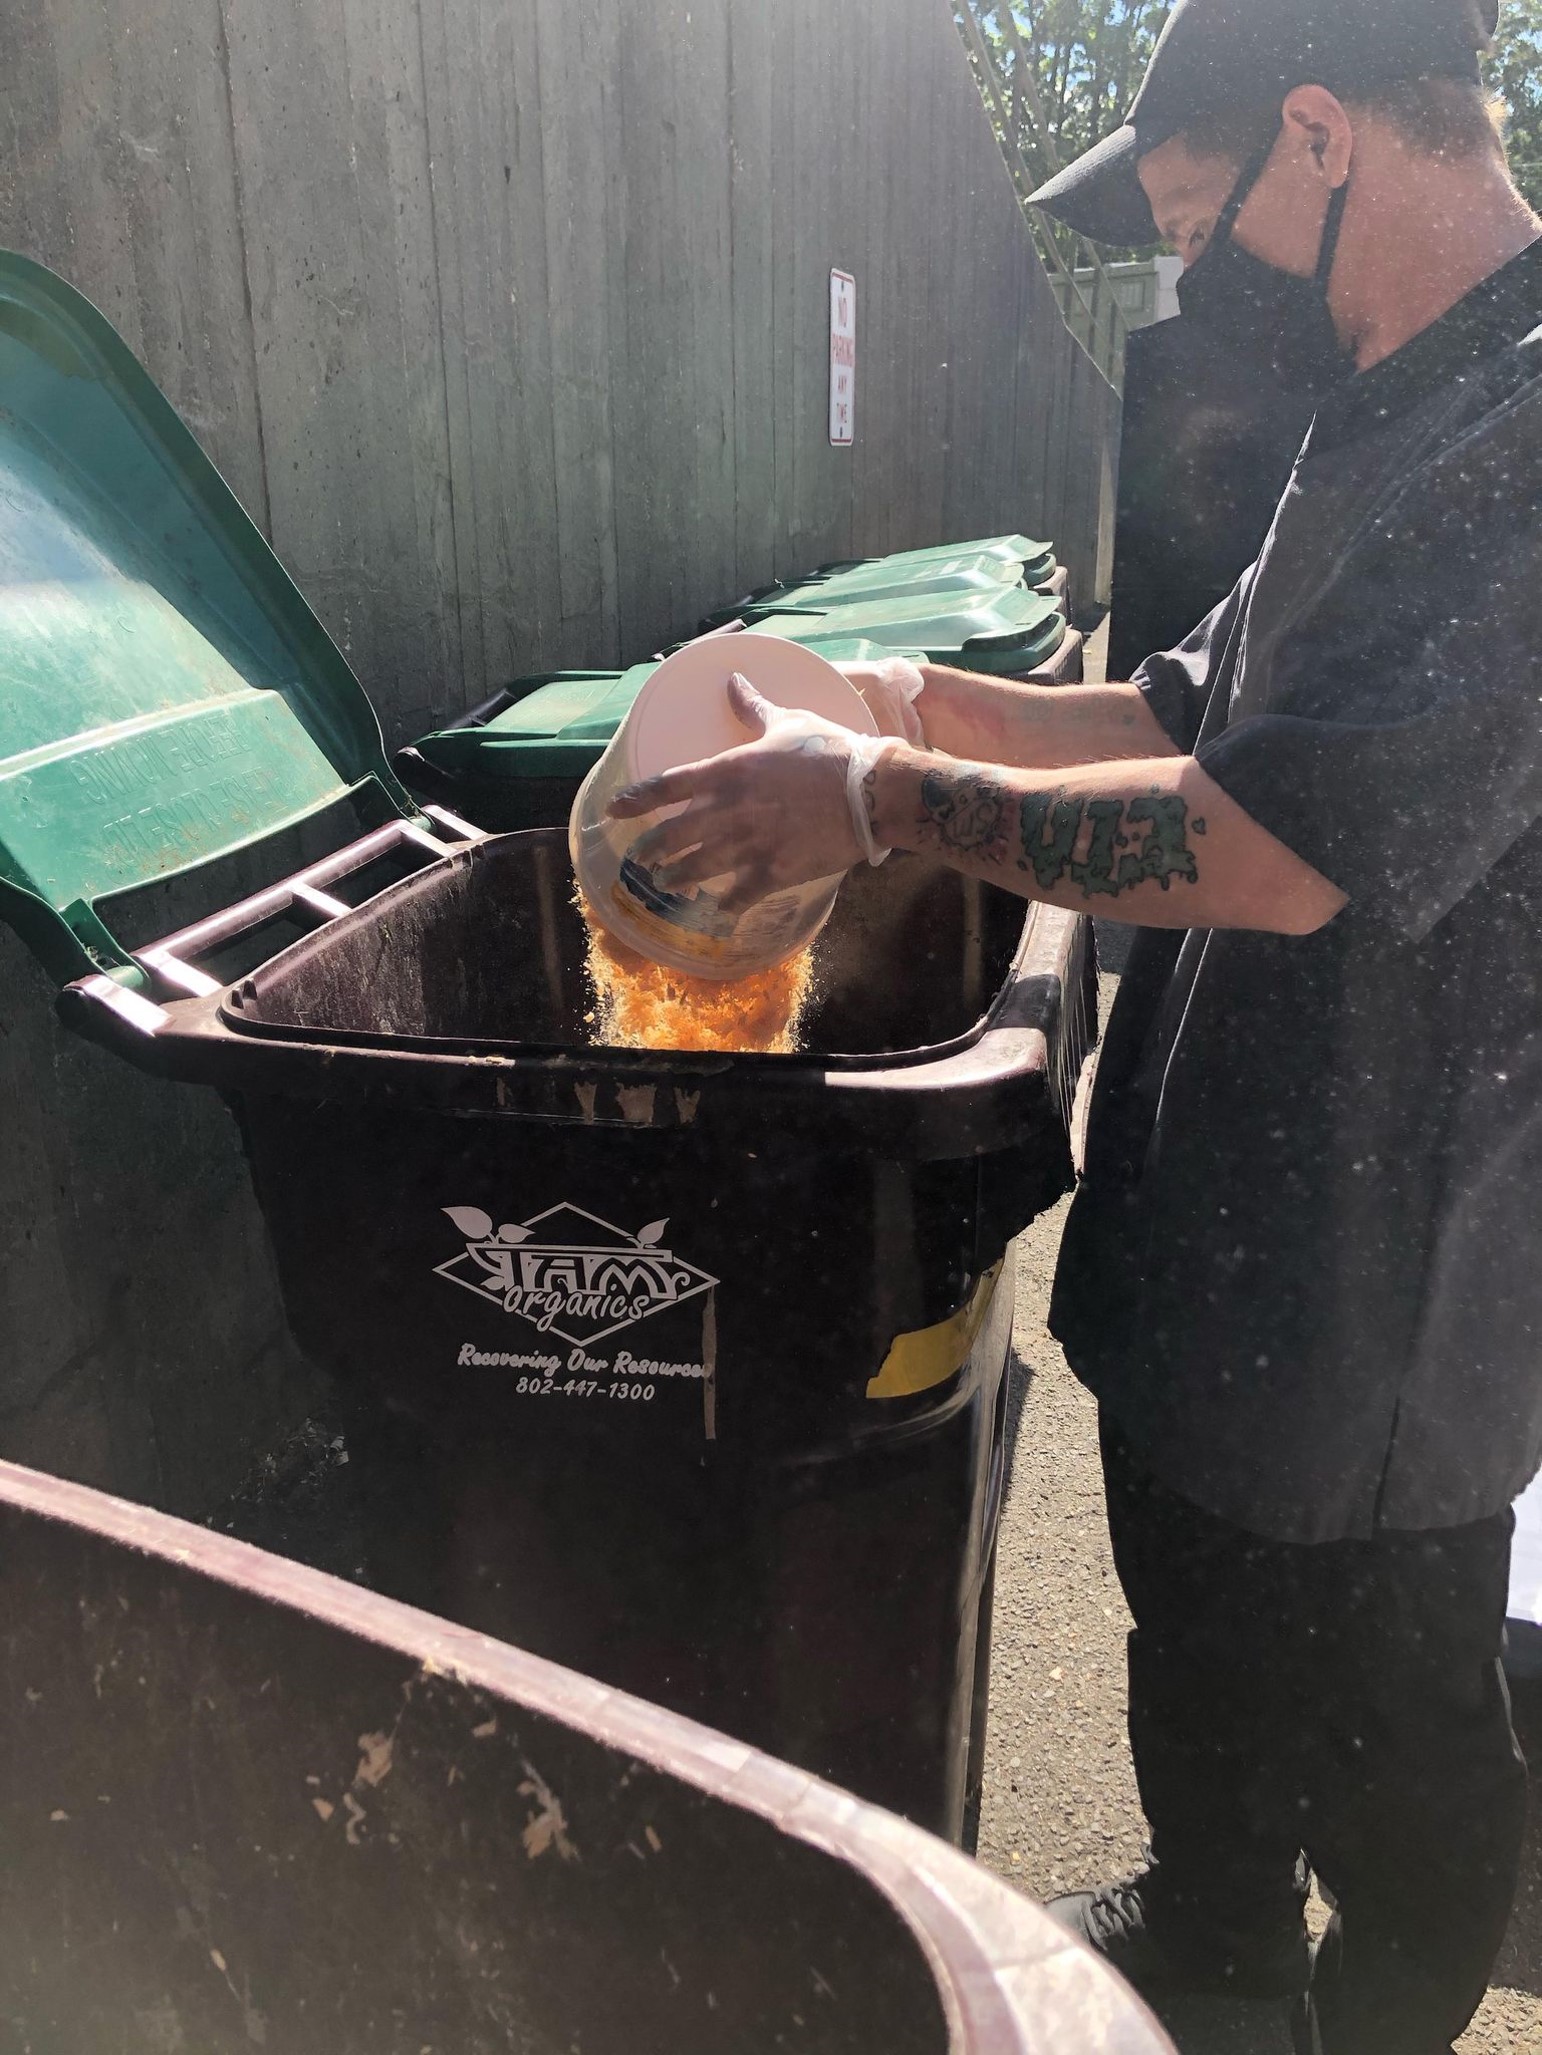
[580,902,815,1054]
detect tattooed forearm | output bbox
[916,771,1201,901]
[918,769,1010,854]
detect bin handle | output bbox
[79,807,486,1028]
[823,903,1078,1105]
[436,684,517,733]
[435,672,624,736]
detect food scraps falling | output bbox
[580,904,815,1054]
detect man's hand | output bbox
[609,674,894,914]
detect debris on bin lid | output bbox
[0,251,414,987]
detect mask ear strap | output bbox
[1215,138,1277,241]
[1315,177,1352,287]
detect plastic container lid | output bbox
[569,634,878,981]
[622,633,876,781]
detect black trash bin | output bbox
[0,249,1097,1847]
[62,831,1095,1843]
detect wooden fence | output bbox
[0,0,1117,750]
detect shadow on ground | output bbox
[1496,1675,1542,2000]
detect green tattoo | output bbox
[917,771,1200,903]
[1120,794,1200,889]
[1019,793,1082,891]
[1071,800,1126,897]
[919,769,1010,855]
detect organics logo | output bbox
[433,1202,717,1348]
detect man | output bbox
[611,2,1542,2048]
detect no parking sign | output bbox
[829,268,856,447]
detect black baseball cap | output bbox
[1030,0,1499,245]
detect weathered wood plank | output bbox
[446,0,563,689]
[606,0,738,659]
[766,0,798,580]
[850,0,903,561]
[535,0,622,666]
[337,0,462,738]
[726,0,777,594]
[679,3,741,637]
[222,0,456,739]
[786,0,854,573]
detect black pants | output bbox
[1100,1414,1527,2055]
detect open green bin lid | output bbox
[0,251,417,986]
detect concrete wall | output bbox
[0,0,1116,749]
[0,0,1117,1516]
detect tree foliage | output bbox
[1489,0,1542,210]
[966,1,1542,216]
[975,2,1170,172]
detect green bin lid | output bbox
[414,664,660,781]
[745,585,1065,673]
[809,553,1034,604]
[756,604,1069,678]
[701,555,1033,631]
[816,534,1051,579]
[0,251,415,985]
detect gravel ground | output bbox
[977,933,1542,2054]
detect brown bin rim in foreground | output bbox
[0,1456,1170,2054]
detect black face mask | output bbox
[1176,139,1354,399]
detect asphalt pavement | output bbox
[976,926,1542,2054]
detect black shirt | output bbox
[1051,240,1542,1544]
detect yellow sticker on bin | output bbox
[865,1264,1004,1401]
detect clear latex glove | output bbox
[836,657,928,747]
[609,673,901,915]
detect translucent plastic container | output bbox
[569,633,878,980]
